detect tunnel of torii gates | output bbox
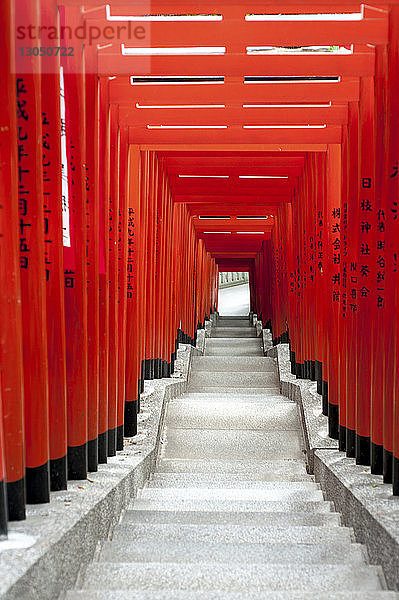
[1,0,399,534]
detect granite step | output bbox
[66,592,398,600]
[190,356,275,372]
[78,563,385,593]
[188,371,279,388]
[123,509,342,527]
[154,458,309,479]
[110,523,353,545]
[98,539,367,565]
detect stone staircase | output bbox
[65,316,396,599]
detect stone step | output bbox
[98,539,367,565]
[190,356,275,372]
[129,498,334,514]
[123,509,342,527]
[66,592,398,600]
[161,429,303,460]
[155,458,309,479]
[188,372,279,388]
[186,386,281,394]
[165,401,299,430]
[173,393,290,403]
[149,474,317,489]
[205,347,264,356]
[215,320,250,327]
[211,328,258,337]
[139,486,324,502]
[111,523,352,545]
[78,563,385,592]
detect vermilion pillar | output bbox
[371,45,389,475]
[107,104,120,457]
[388,7,399,493]
[85,47,100,472]
[0,0,26,520]
[326,145,341,439]
[16,0,50,504]
[41,0,68,491]
[117,125,129,450]
[62,9,88,479]
[125,146,140,436]
[356,77,375,466]
[98,76,110,463]
[346,102,360,458]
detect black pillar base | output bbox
[68,444,88,480]
[26,463,50,504]
[371,442,383,475]
[6,477,25,521]
[98,432,108,464]
[116,425,124,451]
[87,439,98,473]
[295,362,303,379]
[144,358,152,379]
[338,425,346,452]
[315,360,323,395]
[328,403,339,440]
[322,380,328,416]
[0,478,7,536]
[140,361,145,393]
[124,401,138,437]
[107,427,117,457]
[383,449,393,483]
[393,456,399,496]
[154,358,162,379]
[290,350,296,376]
[346,428,356,458]
[310,360,316,382]
[355,434,370,466]
[50,455,68,491]
[137,380,141,413]
[162,360,169,378]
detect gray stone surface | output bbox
[165,400,299,430]
[124,509,342,527]
[314,449,399,591]
[128,498,334,513]
[191,356,275,372]
[161,429,303,460]
[66,592,399,600]
[212,327,257,338]
[148,473,315,488]
[206,338,261,347]
[99,539,366,565]
[0,344,199,600]
[79,563,385,592]
[185,386,281,394]
[155,458,309,478]
[111,522,351,545]
[188,371,278,388]
[266,342,338,471]
[176,392,293,402]
[139,485,324,502]
[205,347,265,356]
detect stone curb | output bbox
[265,342,338,473]
[0,343,200,600]
[265,336,399,592]
[314,449,399,591]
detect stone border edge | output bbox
[265,335,399,592]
